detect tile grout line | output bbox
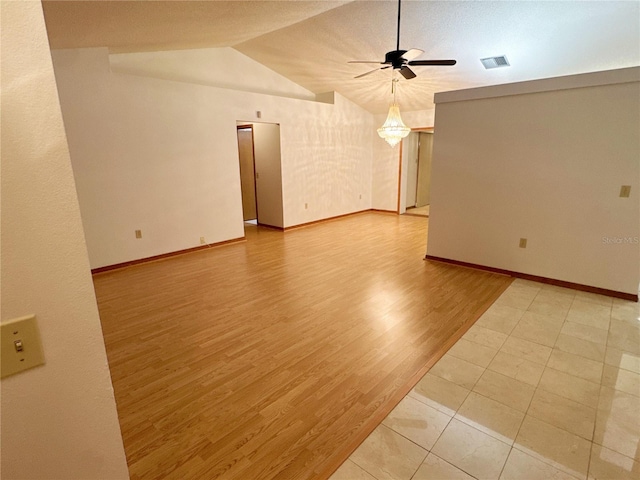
[502,286,552,478]
[544,292,593,480]
[523,288,625,479]
[585,301,614,480]
[501,286,598,479]
[460,285,541,435]
[493,284,545,480]
[455,283,540,480]
[390,349,478,479]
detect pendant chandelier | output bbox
[377,77,410,147]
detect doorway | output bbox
[399,129,433,217]
[236,122,284,230]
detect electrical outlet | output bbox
[135,229,142,239]
[305,203,308,209]
[200,237,206,245]
[620,185,631,198]
[519,238,527,248]
[359,194,362,199]
[1,315,45,378]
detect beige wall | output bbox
[428,68,640,295]
[0,2,129,478]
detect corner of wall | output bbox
[1,2,129,478]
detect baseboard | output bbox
[370,209,398,215]
[284,209,375,231]
[425,255,638,302]
[91,237,246,274]
[256,223,285,231]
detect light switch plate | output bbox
[1,315,45,378]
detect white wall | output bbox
[0,2,129,479]
[51,48,373,268]
[372,109,435,211]
[281,93,373,225]
[428,68,640,295]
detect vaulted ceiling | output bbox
[42,1,640,114]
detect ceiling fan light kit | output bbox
[350,0,457,146]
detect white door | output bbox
[252,123,284,228]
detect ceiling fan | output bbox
[349,0,456,80]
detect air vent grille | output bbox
[480,55,510,69]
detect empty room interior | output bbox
[2,1,640,480]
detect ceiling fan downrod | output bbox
[396,0,402,52]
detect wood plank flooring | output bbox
[93,212,512,480]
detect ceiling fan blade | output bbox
[401,48,424,61]
[348,61,384,64]
[399,66,416,79]
[354,68,382,79]
[354,66,392,79]
[408,59,457,66]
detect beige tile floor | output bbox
[330,279,640,480]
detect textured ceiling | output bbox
[43,1,640,114]
[42,1,351,51]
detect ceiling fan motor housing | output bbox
[385,50,407,68]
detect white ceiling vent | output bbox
[480,55,510,69]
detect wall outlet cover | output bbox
[620,185,631,198]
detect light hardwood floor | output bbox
[93,212,512,479]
